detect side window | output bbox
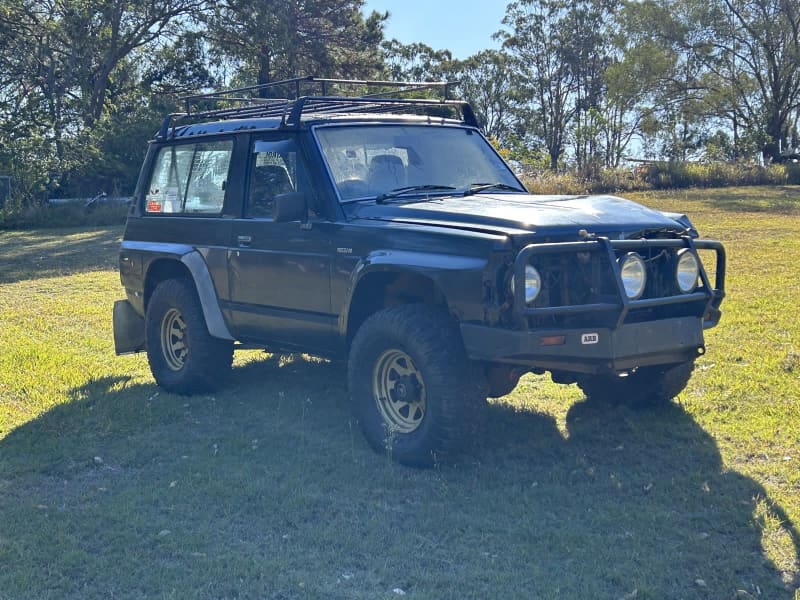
[146,140,233,214]
[247,137,318,219]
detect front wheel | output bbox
[348,304,486,467]
[577,360,695,407]
[145,278,233,394]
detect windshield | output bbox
[314,124,524,202]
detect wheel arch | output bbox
[343,267,449,347]
[143,251,233,341]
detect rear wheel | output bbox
[145,278,233,394]
[348,304,486,467]
[577,360,695,407]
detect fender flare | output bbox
[339,249,487,337]
[126,241,234,341]
[180,251,234,341]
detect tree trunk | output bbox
[258,45,271,98]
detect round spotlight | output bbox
[676,249,699,293]
[618,253,647,299]
[511,264,542,304]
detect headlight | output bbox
[618,253,646,299]
[511,264,542,304]
[675,249,699,293]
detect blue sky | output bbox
[362,0,508,59]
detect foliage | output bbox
[0,200,130,230]
[699,0,800,161]
[638,161,800,189]
[381,40,454,82]
[450,51,520,148]
[205,0,386,87]
[1,0,800,223]
[519,161,800,193]
[499,0,581,170]
[0,0,206,205]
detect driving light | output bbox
[618,253,647,299]
[511,264,542,304]
[675,249,699,293]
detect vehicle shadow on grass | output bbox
[480,399,799,598]
[0,356,797,599]
[0,226,122,284]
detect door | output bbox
[227,135,336,352]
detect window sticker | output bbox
[163,187,180,213]
[146,188,163,212]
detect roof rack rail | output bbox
[157,76,478,138]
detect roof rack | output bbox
[157,76,478,139]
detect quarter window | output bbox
[146,141,233,214]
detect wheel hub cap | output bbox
[161,308,188,371]
[372,349,426,433]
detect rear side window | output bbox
[146,140,233,214]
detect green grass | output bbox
[1,187,799,599]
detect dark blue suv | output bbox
[113,77,725,466]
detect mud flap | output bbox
[113,299,146,355]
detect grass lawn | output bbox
[0,186,798,599]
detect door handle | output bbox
[237,235,252,247]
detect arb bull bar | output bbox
[511,236,726,330]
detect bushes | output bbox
[522,171,590,195]
[637,161,798,189]
[520,162,800,195]
[0,198,130,230]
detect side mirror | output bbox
[273,191,307,222]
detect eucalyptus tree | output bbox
[698,0,800,160]
[450,50,519,147]
[499,0,579,170]
[612,0,712,161]
[381,40,454,82]
[557,0,618,174]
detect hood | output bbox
[345,193,688,240]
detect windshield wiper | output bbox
[463,182,526,196]
[375,185,457,204]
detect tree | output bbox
[613,0,713,161]
[0,0,207,201]
[559,0,618,174]
[381,40,453,81]
[699,0,800,160]
[499,0,580,170]
[451,50,519,147]
[205,0,387,88]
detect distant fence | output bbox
[47,195,131,206]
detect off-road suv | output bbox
[113,77,725,466]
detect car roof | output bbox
[168,113,468,140]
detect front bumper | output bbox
[511,236,726,329]
[461,316,706,375]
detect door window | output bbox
[246,137,320,218]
